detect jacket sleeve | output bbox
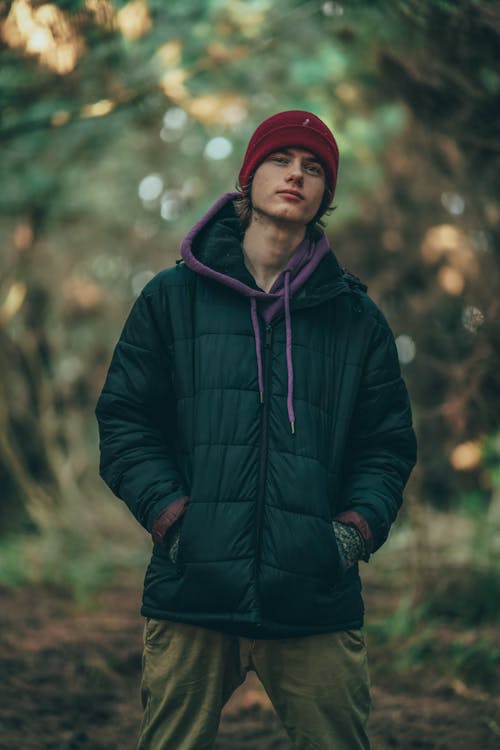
[95,284,187,532]
[339,309,417,554]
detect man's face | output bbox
[250,147,326,228]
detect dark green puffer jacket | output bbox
[96,194,416,638]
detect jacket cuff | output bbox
[151,495,190,544]
[333,510,373,561]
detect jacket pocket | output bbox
[327,527,344,589]
[152,523,183,578]
[263,506,342,587]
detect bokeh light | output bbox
[138,174,164,203]
[204,137,233,160]
[395,334,416,365]
[441,191,465,216]
[450,441,482,471]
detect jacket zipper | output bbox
[254,324,273,616]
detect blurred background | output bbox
[0,1,499,748]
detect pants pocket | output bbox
[339,628,366,652]
[143,617,172,650]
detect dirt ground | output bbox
[0,583,498,750]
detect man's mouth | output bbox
[277,190,303,200]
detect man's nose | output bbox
[286,161,303,183]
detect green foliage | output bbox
[483,429,500,489]
[449,637,500,691]
[368,618,500,691]
[459,491,490,518]
[424,566,500,625]
[364,506,500,691]
[0,492,150,604]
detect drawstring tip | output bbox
[260,391,264,404]
[290,421,295,435]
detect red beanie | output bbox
[238,110,339,198]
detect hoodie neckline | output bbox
[180,192,346,306]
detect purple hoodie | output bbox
[180,192,332,433]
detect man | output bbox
[96,110,417,749]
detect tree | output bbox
[0,0,499,531]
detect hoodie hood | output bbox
[179,192,353,432]
[180,192,334,316]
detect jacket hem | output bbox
[139,605,364,639]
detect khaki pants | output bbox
[138,618,371,750]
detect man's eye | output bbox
[271,156,288,164]
[305,164,322,175]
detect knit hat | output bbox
[238,110,339,198]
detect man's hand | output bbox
[332,520,365,573]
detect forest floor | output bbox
[0,570,499,750]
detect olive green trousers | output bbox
[137,618,371,750]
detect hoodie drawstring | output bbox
[250,273,295,434]
[284,271,295,434]
[250,297,264,403]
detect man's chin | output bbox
[253,205,313,228]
